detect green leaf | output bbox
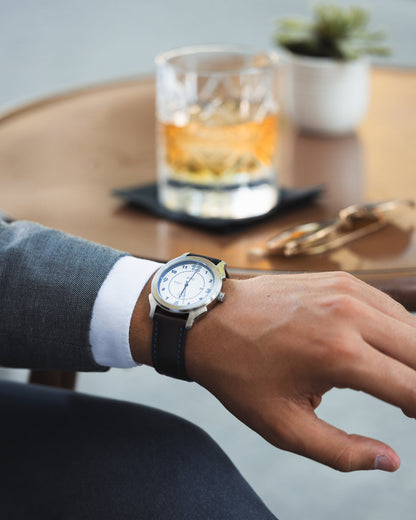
[273,3,391,60]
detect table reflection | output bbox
[279,124,363,214]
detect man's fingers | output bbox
[361,309,416,370]
[276,405,400,472]
[330,293,416,369]
[335,338,416,418]
[306,287,416,414]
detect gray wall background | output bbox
[1,0,415,109]
[1,1,416,519]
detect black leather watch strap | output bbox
[189,253,230,278]
[151,307,191,381]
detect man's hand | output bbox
[184,272,416,472]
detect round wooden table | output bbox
[1,69,415,306]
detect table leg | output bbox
[29,370,77,390]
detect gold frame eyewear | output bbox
[260,199,414,257]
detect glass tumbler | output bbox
[155,45,279,219]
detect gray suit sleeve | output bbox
[0,220,127,371]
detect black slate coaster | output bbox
[113,183,323,233]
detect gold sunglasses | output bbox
[254,199,414,257]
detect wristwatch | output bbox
[149,253,229,381]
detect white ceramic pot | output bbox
[277,50,370,135]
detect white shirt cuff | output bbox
[89,256,163,368]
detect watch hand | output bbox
[179,284,188,299]
[185,267,200,285]
[178,268,201,299]
[179,273,194,298]
[181,267,201,298]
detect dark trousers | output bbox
[0,380,277,519]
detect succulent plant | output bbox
[274,3,391,60]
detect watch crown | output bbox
[217,292,226,303]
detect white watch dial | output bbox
[158,260,216,308]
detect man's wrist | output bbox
[129,275,155,366]
[179,277,239,384]
[129,271,238,381]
